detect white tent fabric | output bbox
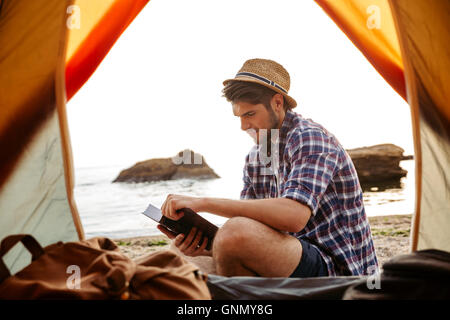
[417,120,450,250]
[0,111,79,274]
[388,0,450,251]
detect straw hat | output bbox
[223,58,297,108]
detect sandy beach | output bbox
[114,214,412,274]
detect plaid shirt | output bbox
[240,110,378,276]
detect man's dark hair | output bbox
[222,81,291,111]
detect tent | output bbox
[0,0,449,286]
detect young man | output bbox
[158,58,378,277]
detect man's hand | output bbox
[160,194,204,220]
[157,225,212,257]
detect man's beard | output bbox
[266,109,280,144]
[268,108,279,130]
[246,110,279,145]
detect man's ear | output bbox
[271,93,285,112]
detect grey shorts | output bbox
[289,239,329,278]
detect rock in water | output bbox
[346,144,412,187]
[113,149,220,183]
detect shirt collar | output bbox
[278,109,296,145]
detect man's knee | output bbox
[213,216,256,257]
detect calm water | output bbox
[74,160,415,239]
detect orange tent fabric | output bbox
[314,0,405,99]
[65,0,149,100]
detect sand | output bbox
[114,214,412,274]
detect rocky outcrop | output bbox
[346,144,413,187]
[113,149,220,183]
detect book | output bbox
[142,203,218,251]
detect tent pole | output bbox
[56,0,85,241]
[388,0,422,252]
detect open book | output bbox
[142,203,218,251]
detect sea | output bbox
[73,160,415,240]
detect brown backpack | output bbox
[0,234,211,300]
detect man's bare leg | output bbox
[212,216,303,277]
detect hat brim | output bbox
[223,77,297,109]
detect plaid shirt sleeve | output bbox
[240,154,257,199]
[281,128,339,215]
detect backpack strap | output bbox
[0,234,45,283]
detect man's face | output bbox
[233,100,280,144]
